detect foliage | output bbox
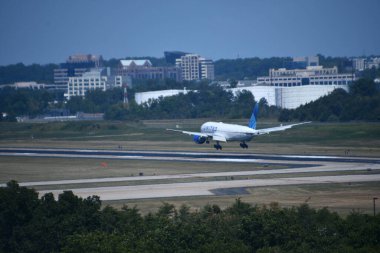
[1,182,380,253]
[0,63,58,84]
[0,87,61,119]
[214,57,291,80]
[104,85,281,120]
[66,88,124,114]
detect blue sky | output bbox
[0,0,379,65]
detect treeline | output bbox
[0,87,63,121]
[1,55,370,85]
[1,181,379,253]
[1,79,379,122]
[214,57,291,80]
[0,63,58,84]
[279,79,380,122]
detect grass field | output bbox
[0,120,379,156]
[0,156,287,184]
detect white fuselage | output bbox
[201,122,257,142]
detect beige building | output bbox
[176,54,214,81]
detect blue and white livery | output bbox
[167,103,310,150]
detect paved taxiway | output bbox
[39,174,380,201]
[1,147,379,201]
[0,147,379,163]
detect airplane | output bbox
[167,103,311,150]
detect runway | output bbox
[1,147,379,201]
[4,164,379,187]
[0,147,379,164]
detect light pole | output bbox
[373,197,378,216]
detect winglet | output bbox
[248,103,259,129]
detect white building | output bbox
[176,54,214,81]
[200,58,215,80]
[257,66,354,87]
[135,84,349,109]
[352,57,380,71]
[353,58,366,71]
[135,88,190,105]
[134,65,354,109]
[367,57,380,69]
[0,82,47,90]
[66,70,106,99]
[120,59,152,69]
[65,69,130,99]
[230,85,349,109]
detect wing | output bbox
[256,121,311,135]
[166,128,209,137]
[166,129,227,142]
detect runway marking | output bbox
[38,174,380,201]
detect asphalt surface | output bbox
[38,174,380,201]
[0,147,379,164]
[3,164,379,187]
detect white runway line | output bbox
[38,174,380,201]
[3,163,380,187]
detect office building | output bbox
[257,66,354,87]
[353,58,366,71]
[175,54,215,81]
[65,68,131,100]
[54,54,103,90]
[118,59,181,81]
[352,57,380,71]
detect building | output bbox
[367,57,380,69]
[118,59,181,81]
[353,58,366,71]
[176,54,215,81]
[230,85,349,109]
[134,84,349,109]
[352,57,380,71]
[200,58,215,80]
[0,81,49,90]
[135,88,190,105]
[65,68,131,100]
[136,64,354,109]
[257,66,354,87]
[54,54,103,90]
[291,56,319,69]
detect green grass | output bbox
[1,120,379,143]
[0,120,379,156]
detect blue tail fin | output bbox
[248,103,259,129]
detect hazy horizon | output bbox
[1,0,380,65]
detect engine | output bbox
[193,135,206,144]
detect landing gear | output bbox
[240,142,248,149]
[214,141,222,150]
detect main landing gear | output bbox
[214,141,222,150]
[240,142,248,149]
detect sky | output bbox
[0,0,379,65]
